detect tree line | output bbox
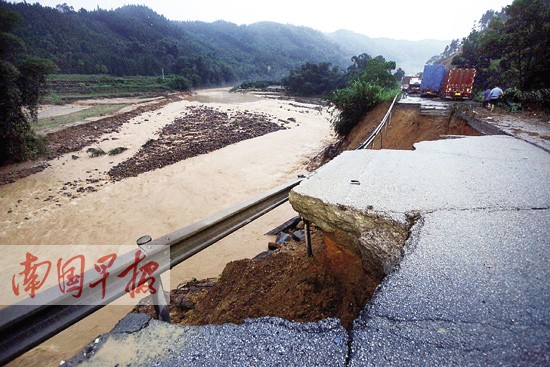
[2,0,396,164]
[277,53,401,135]
[0,6,56,164]
[1,1,349,87]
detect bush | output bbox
[240,80,275,89]
[168,76,190,91]
[86,147,105,157]
[503,87,550,110]
[108,146,128,155]
[327,80,383,136]
[522,89,550,107]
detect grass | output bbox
[378,88,402,101]
[42,74,178,103]
[35,104,128,132]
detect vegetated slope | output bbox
[4,1,453,86]
[3,2,349,84]
[326,29,450,75]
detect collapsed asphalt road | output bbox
[67,135,550,366]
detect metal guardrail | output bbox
[0,94,400,364]
[0,178,302,365]
[357,94,400,150]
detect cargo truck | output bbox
[420,64,446,97]
[443,68,476,99]
[408,77,421,94]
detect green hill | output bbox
[2,1,448,86]
[3,2,349,85]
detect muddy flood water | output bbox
[1,88,335,366]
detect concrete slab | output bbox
[67,313,349,366]
[292,136,550,224]
[350,209,550,366]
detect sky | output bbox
[22,0,514,41]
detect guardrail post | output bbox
[152,277,171,323]
[303,218,313,257]
[137,235,171,323]
[380,130,383,149]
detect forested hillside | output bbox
[1,1,450,86]
[2,1,349,86]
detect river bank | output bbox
[3,87,335,366]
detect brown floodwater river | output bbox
[1,88,334,366]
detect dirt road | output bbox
[2,88,335,366]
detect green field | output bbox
[43,74,176,104]
[35,104,128,133]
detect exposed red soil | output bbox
[135,227,380,329]
[342,104,481,151]
[307,101,481,169]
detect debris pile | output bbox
[109,106,286,180]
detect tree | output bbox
[282,62,345,96]
[394,67,405,83]
[347,53,372,79]
[501,0,550,90]
[0,6,56,163]
[453,0,550,92]
[327,79,383,136]
[357,56,397,89]
[327,55,398,136]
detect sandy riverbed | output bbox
[3,88,335,366]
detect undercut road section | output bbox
[68,135,549,366]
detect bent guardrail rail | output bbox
[0,177,302,365]
[357,94,400,150]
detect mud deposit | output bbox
[135,227,379,330]
[109,106,286,180]
[0,95,181,186]
[46,95,182,158]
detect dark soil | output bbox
[109,106,286,180]
[134,227,380,330]
[46,95,182,158]
[0,94,183,186]
[0,162,51,186]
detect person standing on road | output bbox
[482,88,491,108]
[489,86,504,112]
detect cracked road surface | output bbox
[69,135,549,366]
[350,209,550,366]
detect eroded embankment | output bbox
[135,101,479,329]
[342,104,481,151]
